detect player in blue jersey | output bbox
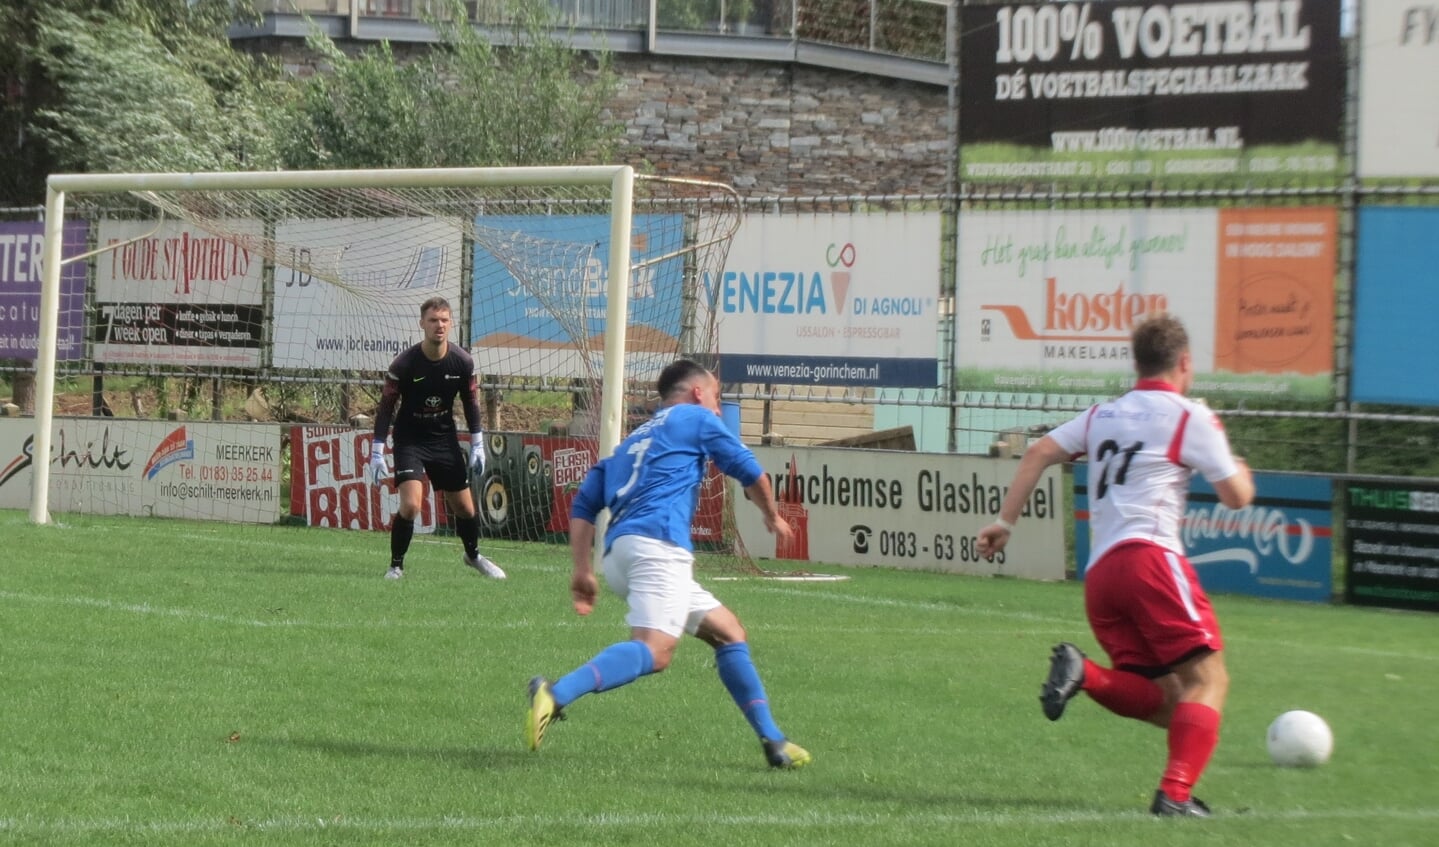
[525,359,811,769]
[369,297,504,580]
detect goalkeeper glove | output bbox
[469,436,487,477]
[369,442,388,486]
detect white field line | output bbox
[754,585,1075,624]
[0,807,1436,836]
[0,590,584,631]
[0,590,1028,639]
[162,531,512,555]
[3,564,1436,662]
[750,585,1439,663]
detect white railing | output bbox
[250,1,950,64]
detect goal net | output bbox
[21,166,758,572]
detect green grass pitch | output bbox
[2,511,1434,846]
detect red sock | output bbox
[1081,659,1164,720]
[1160,702,1221,802]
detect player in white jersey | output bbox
[978,314,1254,818]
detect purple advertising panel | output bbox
[0,221,87,361]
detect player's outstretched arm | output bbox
[978,435,1071,558]
[568,517,599,616]
[567,459,606,616]
[743,475,794,543]
[1213,457,1255,509]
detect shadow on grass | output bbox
[248,734,535,769]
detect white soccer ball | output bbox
[1266,710,1333,767]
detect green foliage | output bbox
[31,10,282,174]
[1223,404,1439,479]
[275,0,621,169]
[798,0,947,60]
[656,0,754,30]
[2,0,620,200]
[5,1,283,196]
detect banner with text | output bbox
[519,433,725,542]
[470,214,685,381]
[290,426,446,533]
[715,213,941,387]
[1353,206,1439,406]
[0,418,282,522]
[0,417,34,509]
[733,446,1065,578]
[273,218,463,371]
[0,221,87,361]
[959,1,1341,183]
[1075,465,1333,602]
[955,207,1336,399]
[1346,482,1439,612]
[93,220,265,367]
[1358,0,1439,178]
[287,427,724,543]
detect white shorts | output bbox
[603,534,722,638]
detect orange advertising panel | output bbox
[1215,208,1336,377]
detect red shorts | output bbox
[1084,541,1223,674]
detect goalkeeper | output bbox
[369,296,505,580]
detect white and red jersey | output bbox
[1048,379,1241,568]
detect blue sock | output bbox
[715,642,784,742]
[551,640,655,708]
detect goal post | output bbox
[26,165,755,571]
[34,165,637,525]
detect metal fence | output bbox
[247,0,950,62]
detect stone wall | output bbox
[610,58,949,197]
[242,38,951,197]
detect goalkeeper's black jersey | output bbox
[375,343,481,446]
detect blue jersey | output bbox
[571,403,764,551]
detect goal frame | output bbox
[32,165,637,525]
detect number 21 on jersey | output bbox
[1094,439,1143,500]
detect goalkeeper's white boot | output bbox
[464,552,507,579]
[384,566,404,580]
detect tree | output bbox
[2,1,285,203]
[273,0,622,169]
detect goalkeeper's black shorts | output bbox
[392,438,469,492]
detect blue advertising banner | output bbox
[0,220,88,361]
[1353,206,1439,406]
[1075,465,1333,603]
[469,214,685,380]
